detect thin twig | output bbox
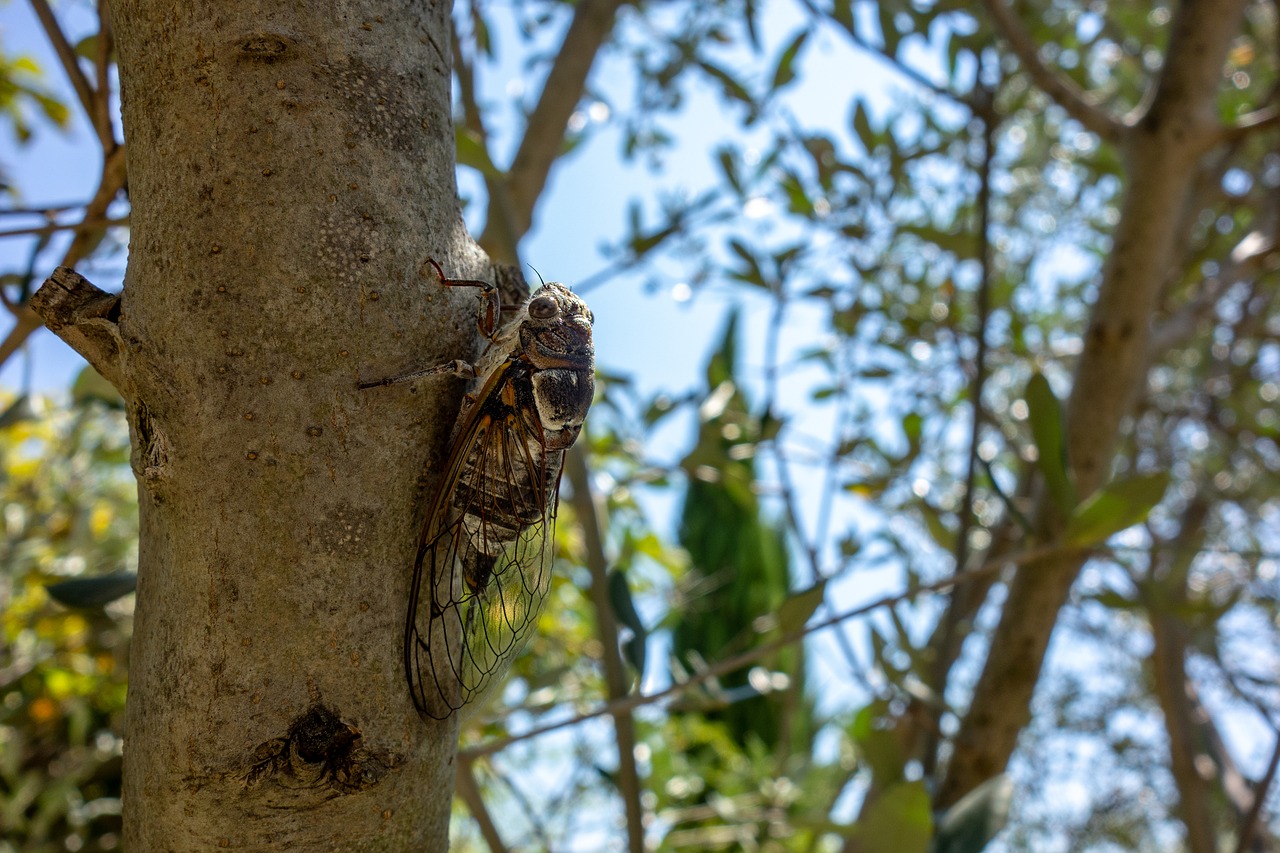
[795,0,964,106]
[564,446,646,853]
[462,542,1076,760]
[0,144,126,374]
[922,80,997,782]
[28,0,97,123]
[0,215,130,241]
[454,758,510,853]
[979,0,1125,143]
[1233,725,1280,853]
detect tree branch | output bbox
[462,542,1076,762]
[1234,728,1280,853]
[454,758,509,853]
[0,144,127,374]
[564,446,646,853]
[28,266,124,389]
[0,214,130,240]
[1148,500,1217,853]
[479,0,627,253]
[980,0,1126,144]
[937,0,1252,808]
[29,0,98,123]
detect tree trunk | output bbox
[73,0,475,846]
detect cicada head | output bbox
[519,283,595,450]
[517,284,592,365]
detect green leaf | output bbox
[455,127,498,175]
[74,34,114,64]
[776,580,825,634]
[1025,372,1076,515]
[1064,472,1170,547]
[919,502,955,551]
[0,394,36,429]
[72,366,124,409]
[878,5,902,59]
[851,781,932,853]
[852,100,876,151]
[608,569,647,677]
[930,774,1013,853]
[770,30,810,92]
[850,705,905,785]
[697,60,754,107]
[716,146,741,194]
[46,572,137,608]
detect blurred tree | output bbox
[0,388,133,853]
[1,0,1278,851]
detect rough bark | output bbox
[36,0,487,847]
[937,0,1250,808]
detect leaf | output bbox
[852,100,876,151]
[930,774,1013,853]
[919,502,955,551]
[1025,372,1076,515]
[770,30,810,91]
[878,4,902,59]
[46,572,137,608]
[72,366,124,409]
[852,781,932,853]
[697,60,754,108]
[74,34,115,63]
[455,127,498,175]
[0,394,36,429]
[850,704,905,785]
[608,569,647,678]
[1064,472,1170,547]
[776,580,825,634]
[716,146,741,194]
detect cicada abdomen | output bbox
[402,265,594,719]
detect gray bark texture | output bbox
[48,0,481,847]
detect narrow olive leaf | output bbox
[929,774,1013,853]
[0,394,36,429]
[777,580,826,634]
[771,30,810,91]
[46,571,137,609]
[1025,372,1077,515]
[853,781,932,853]
[1064,472,1171,547]
[72,365,124,409]
[455,127,498,176]
[716,146,742,194]
[852,100,876,150]
[607,568,648,678]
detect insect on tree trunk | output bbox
[32,0,484,848]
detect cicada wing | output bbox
[405,394,563,719]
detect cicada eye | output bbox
[528,294,559,320]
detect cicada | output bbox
[371,260,594,719]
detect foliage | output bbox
[3,0,1280,850]
[0,390,134,853]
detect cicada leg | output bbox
[357,359,478,390]
[423,257,501,341]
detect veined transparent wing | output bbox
[405,360,564,719]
